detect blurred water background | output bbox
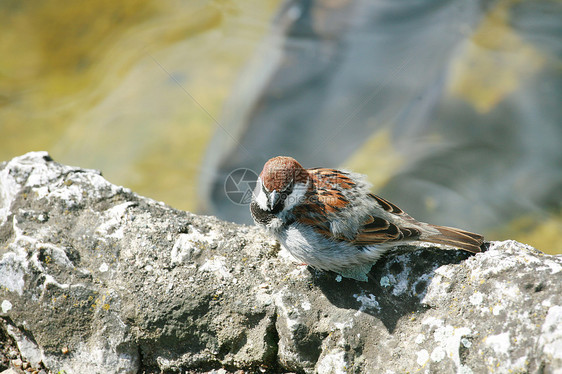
[1,0,561,254]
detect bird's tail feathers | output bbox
[424,225,484,253]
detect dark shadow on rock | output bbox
[310,246,474,333]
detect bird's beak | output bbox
[268,190,280,210]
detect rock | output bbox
[1,152,561,373]
[1,368,19,374]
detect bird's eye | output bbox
[283,183,294,194]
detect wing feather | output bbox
[293,169,483,251]
[350,193,421,246]
[353,216,421,245]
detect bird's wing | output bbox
[353,194,483,252]
[296,167,483,251]
[352,194,422,245]
[296,169,421,244]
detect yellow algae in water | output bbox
[0,0,156,157]
[0,0,280,212]
[447,0,545,113]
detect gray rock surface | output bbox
[1,152,561,374]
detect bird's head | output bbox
[253,156,310,215]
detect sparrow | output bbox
[250,156,484,281]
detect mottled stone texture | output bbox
[1,152,561,374]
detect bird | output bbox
[250,156,484,281]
